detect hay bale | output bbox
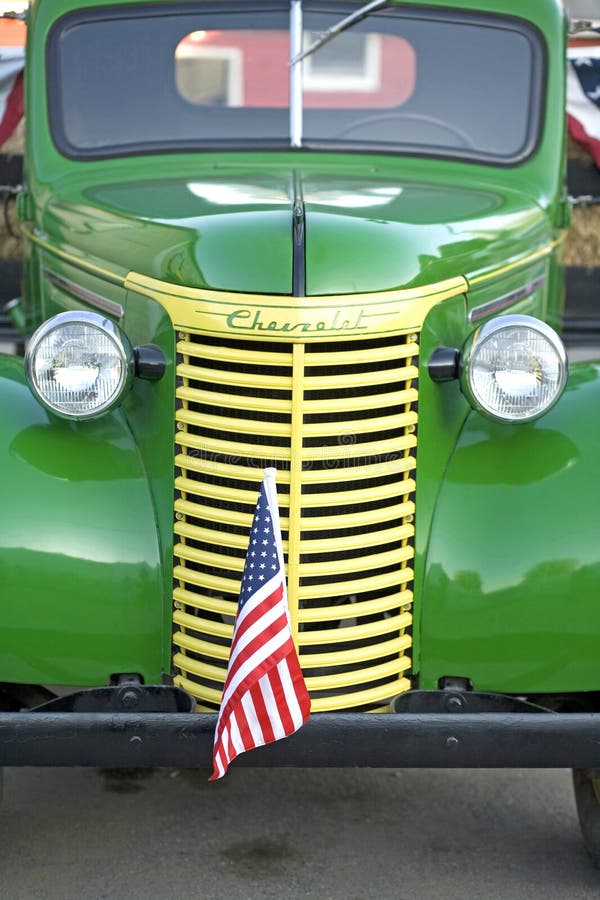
[566,131,600,265]
[566,204,600,265]
[1,119,24,157]
[0,121,24,261]
[567,132,594,162]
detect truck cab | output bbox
[4,0,600,864]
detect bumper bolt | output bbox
[121,690,140,709]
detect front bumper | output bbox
[3,708,600,768]
[2,687,599,768]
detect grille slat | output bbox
[176,408,292,436]
[172,331,418,712]
[298,590,413,622]
[178,362,293,390]
[298,479,415,508]
[301,410,417,436]
[300,388,418,413]
[177,385,293,412]
[175,454,292,484]
[176,430,293,461]
[297,568,414,601]
[298,634,412,668]
[304,365,419,390]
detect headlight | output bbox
[460,314,568,423]
[25,311,133,419]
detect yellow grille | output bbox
[172,331,418,712]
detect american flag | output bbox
[0,46,24,148]
[568,45,600,167]
[210,468,311,780]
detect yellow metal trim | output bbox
[174,543,245,572]
[177,384,292,413]
[303,387,418,414]
[126,270,467,341]
[175,430,292,463]
[174,631,231,662]
[304,365,419,390]
[298,478,415,509]
[173,586,237,617]
[467,240,558,287]
[178,339,293,366]
[173,565,242,595]
[175,428,416,465]
[171,324,418,713]
[22,225,126,285]
[177,655,407,692]
[298,455,415,485]
[287,343,305,646]
[305,657,410,692]
[178,362,292,391]
[296,611,411,645]
[298,500,415,531]
[175,520,253,551]
[298,567,413,601]
[176,407,291,437]
[174,675,223,706]
[175,476,263,506]
[300,545,413,578]
[128,270,466,304]
[175,454,291,486]
[304,342,418,366]
[300,523,414,554]
[299,634,411,668]
[174,497,257,530]
[298,589,412,622]
[172,653,227,684]
[309,678,411,712]
[302,410,417,437]
[302,433,416,463]
[174,609,234,638]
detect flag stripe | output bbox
[219,616,291,714]
[241,690,266,746]
[212,634,293,754]
[251,681,277,744]
[259,673,285,740]
[229,713,244,756]
[227,589,286,675]
[567,47,600,167]
[275,660,301,732]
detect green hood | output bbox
[42,162,551,295]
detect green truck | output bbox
[3,0,600,862]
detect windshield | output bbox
[47,2,545,164]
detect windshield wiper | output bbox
[289,0,389,146]
[290,0,389,66]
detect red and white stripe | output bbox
[567,45,600,168]
[0,48,23,147]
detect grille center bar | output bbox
[287,342,305,644]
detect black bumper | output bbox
[3,710,600,768]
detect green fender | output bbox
[419,361,600,695]
[0,356,166,687]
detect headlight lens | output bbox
[461,315,568,423]
[25,311,133,419]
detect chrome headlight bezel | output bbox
[25,311,134,420]
[460,314,568,424]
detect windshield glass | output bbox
[47,2,544,164]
